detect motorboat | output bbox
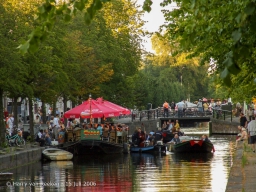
[169,136,214,153]
[42,148,73,161]
[130,142,166,155]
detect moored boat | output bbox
[130,143,166,155]
[172,139,214,153]
[42,148,73,161]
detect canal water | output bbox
[2,125,236,192]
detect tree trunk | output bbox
[52,101,56,117]
[28,97,35,142]
[13,96,18,128]
[63,96,67,126]
[41,101,46,124]
[0,89,5,145]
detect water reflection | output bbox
[3,130,235,192]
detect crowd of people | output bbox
[235,109,256,152]
[162,98,218,118]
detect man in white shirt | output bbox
[53,114,60,139]
[47,107,52,121]
[176,101,185,118]
[247,116,256,152]
[36,129,45,146]
[7,114,14,136]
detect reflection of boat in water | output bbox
[49,161,73,169]
[42,148,73,161]
[172,152,214,162]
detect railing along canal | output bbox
[212,109,233,122]
[126,108,214,122]
[123,108,233,122]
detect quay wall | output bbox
[0,146,44,171]
[211,118,239,135]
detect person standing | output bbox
[47,107,52,121]
[7,114,14,136]
[197,99,203,112]
[247,116,256,152]
[240,113,248,128]
[236,102,241,117]
[246,107,254,122]
[170,101,176,116]
[176,101,185,118]
[163,101,170,117]
[53,114,60,140]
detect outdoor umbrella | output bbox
[64,99,121,119]
[96,97,131,115]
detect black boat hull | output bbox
[173,140,214,153]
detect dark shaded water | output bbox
[2,126,235,192]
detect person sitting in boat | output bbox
[202,134,215,152]
[202,134,211,142]
[170,134,181,144]
[177,128,184,136]
[235,127,248,148]
[154,128,163,145]
[147,134,154,146]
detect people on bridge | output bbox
[197,99,203,112]
[163,101,170,117]
[170,101,176,115]
[176,101,185,118]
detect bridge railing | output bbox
[212,109,233,121]
[129,107,213,121]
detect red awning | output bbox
[64,99,121,119]
[96,97,131,115]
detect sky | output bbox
[136,0,176,52]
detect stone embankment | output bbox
[0,143,44,171]
[225,140,256,192]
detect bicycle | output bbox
[5,128,26,147]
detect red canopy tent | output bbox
[96,97,131,115]
[64,98,121,119]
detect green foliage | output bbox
[160,0,256,90]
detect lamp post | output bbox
[89,93,92,124]
[181,67,185,86]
